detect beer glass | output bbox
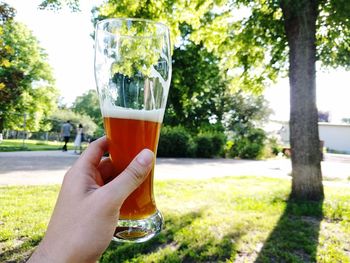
[94,18,171,243]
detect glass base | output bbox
[113,210,163,243]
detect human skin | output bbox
[28,136,154,263]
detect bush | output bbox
[268,137,283,156]
[260,136,284,159]
[157,126,195,157]
[195,132,226,158]
[157,126,226,158]
[211,133,226,156]
[228,128,266,159]
[195,135,213,158]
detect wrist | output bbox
[28,236,73,263]
[28,241,56,263]
[28,235,99,263]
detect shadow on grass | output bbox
[100,210,245,262]
[0,235,42,263]
[255,196,324,263]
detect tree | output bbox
[49,0,350,200]
[223,91,271,158]
[38,0,80,11]
[0,1,15,24]
[194,0,349,200]
[72,89,102,125]
[4,86,59,132]
[0,3,58,134]
[72,89,104,136]
[50,108,97,136]
[341,118,350,124]
[280,0,332,200]
[168,35,271,136]
[166,39,228,133]
[98,0,350,200]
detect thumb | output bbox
[103,149,155,205]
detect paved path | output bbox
[0,151,79,185]
[0,151,349,186]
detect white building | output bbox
[268,121,350,154]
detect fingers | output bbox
[79,137,108,167]
[102,149,154,204]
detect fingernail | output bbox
[136,149,154,166]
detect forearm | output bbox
[28,241,58,263]
[28,239,97,263]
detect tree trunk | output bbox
[281,0,324,200]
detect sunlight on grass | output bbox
[0,186,59,261]
[0,139,78,152]
[0,177,349,262]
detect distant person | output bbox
[74,124,84,154]
[61,120,72,152]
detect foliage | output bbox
[91,0,350,201]
[165,40,228,133]
[265,136,284,156]
[227,127,266,159]
[1,178,350,262]
[71,89,104,136]
[222,91,271,159]
[316,0,350,69]
[223,90,272,130]
[4,86,59,132]
[195,135,213,158]
[72,89,101,124]
[38,0,80,11]
[195,132,226,158]
[341,118,350,124]
[92,0,286,92]
[47,0,349,200]
[157,126,226,158]
[0,8,58,133]
[0,1,15,24]
[157,126,195,157]
[50,108,97,136]
[91,0,218,50]
[93,1,273,159]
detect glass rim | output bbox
[95,17,169,38]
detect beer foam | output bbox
[101,100,165,123]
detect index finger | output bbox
[78,136,109,167]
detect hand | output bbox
[28,136,154,263]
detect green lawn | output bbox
[0,139,76,152]
[0,176,349,262]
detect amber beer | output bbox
[103,112,162,220]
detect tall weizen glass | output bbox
[94,18,171,243]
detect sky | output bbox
[6,0,98,106]
[5,0,350,123]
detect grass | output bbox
[0,139,77,152]
[0,186,58,261]
[0,176,349,262]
